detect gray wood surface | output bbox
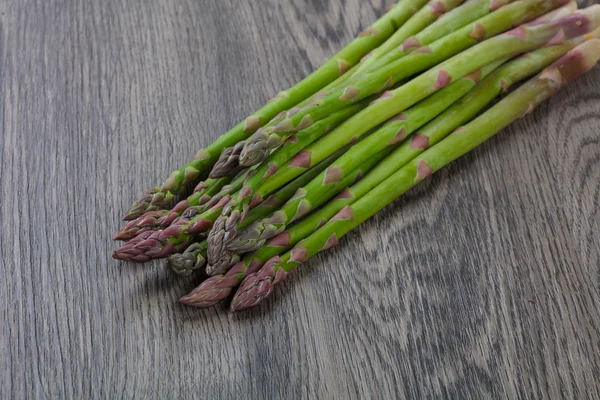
[1,0,599,398]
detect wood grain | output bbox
[1,0,599,398]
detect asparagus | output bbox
[229,39,600,311]
[211,98,370,182]
[371,0,577,71]
[185,32,582,296]
[113,146,352,263]
[181,34,585,305]
[168,242,208,277]
[122,2,421,220]
[222,6,600,253]
[114,175,236,241]
[180,153,389,306]
[236,0,568,167]
[205,143,375,275]
[210,0,516,178]
[223,60,506,257]
[350,0,467,75]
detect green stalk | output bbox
[370,0,552,70]
[237,0,568,167]
[208,0,466,179]
[354,0,467,75]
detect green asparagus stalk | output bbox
[211,98,371,180]
[209,0,457,179]
[352,0,467,75]
[113,145,353,263]
[229,39,600,311]
[370,0,577,71]
[236,0,569,168]
[122,1,418,221]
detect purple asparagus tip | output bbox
[229,256,288,311]
[209,141,246,179]
[180,274,239,307]
[230,272,275,311]
[205,250,240,276]
[124,186,173,221]
[112,232,155,262]
[113,210,165,241]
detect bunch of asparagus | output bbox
[113,0,600,312]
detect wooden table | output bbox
[2,0,599,398]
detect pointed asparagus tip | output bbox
[124,185,175,220]
[205,250,240,276]
[206,206,245,274]
[225,223,265,254]
[239,130,281,167]
[179,274,233,308]
[123,202,147,221]
[112,231,131,241]
[230,272,275,311]
[209,141,246,178]
[167,250,206,277]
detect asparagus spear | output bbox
[122,2,421,221]
[230,39,600,311]
[211,98,371,182]
[341,0,469,78]
[236,0,569,168]
[113,146,352,263]
[231,39,600,310]
[209,0,466,178]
